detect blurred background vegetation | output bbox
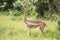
[0,0,60,18]
[0,0,60,40]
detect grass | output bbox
[0,15,60,40]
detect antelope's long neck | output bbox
[24,10,27,22]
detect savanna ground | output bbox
[0,12,60,40]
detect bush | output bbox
[13,0,23,11]
[35,0,49,18]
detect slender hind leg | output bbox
[40,26,45,34]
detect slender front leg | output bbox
[29,28,31,36]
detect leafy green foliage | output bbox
[0,0,17,10]
[35,0,60,19]
[35,0,48,16]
